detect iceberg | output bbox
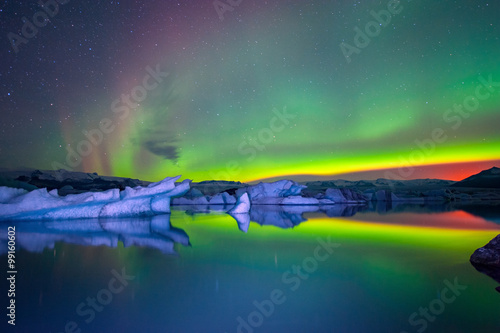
[235,180,306,205]
[171,190,237,206]
[228,193,251,214]
[172,196,210,205]
[228,193,251,232]
[0,187,28,203]
[0,175,190,220]
[209,192,237,205]
[280,196,319,205]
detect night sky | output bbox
[1,0,499,182]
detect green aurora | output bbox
[1,0,499,181]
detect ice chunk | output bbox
[99,196,156,218]
[120,175,181,199]
[209,192,237,205]
[280,196,319,205]
[227,193,251,232]
[0,186,27,203]
[172,196,210,205]
[236,180,305,204]
[228,193,251,214]
[0,175,189,220]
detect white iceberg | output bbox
[228,193,251,232]
[235,180,306,205]
[280,196,319,205]
[171,188,237,206]
[0,175,190,220]
[228,193,251,214]
[209,192,237,205]
[172,196,210,205]
[0,187,28,203]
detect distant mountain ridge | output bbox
[452,167,500,188]
[0,166,499,194]
[303,178,456,191]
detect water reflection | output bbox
[175,202,500,233]
[470,260,500,292]
[0,214,189,255]
[2,203,499,254]
[1,204,500,332]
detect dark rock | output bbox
[470,235,500,267]
[470,234,500,290]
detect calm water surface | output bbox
[1,205,500,333]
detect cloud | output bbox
[131,129,180,162]
[142,139,179,161]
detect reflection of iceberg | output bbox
[226,204,370,232]
[250,205,317,228]
[227,204,365,231]
[0,176,189,220]
[228,193,251,232]
[321,205,366,217]
[250,205,368,228]
[0,215,189,255]
[174,205,230,214]
[232,213,250,233]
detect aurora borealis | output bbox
[1,0,500,182]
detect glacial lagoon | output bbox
[1,204,500,333]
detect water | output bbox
[1,205,500,333]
